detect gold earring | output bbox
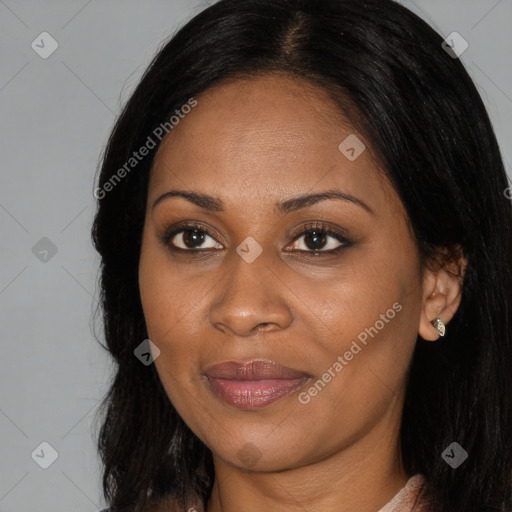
[431,317,446,337]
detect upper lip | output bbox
[204,359,311,380]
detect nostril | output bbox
[254,322,273,334]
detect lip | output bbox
[204,359,311,410]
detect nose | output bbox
[208,252,293,338]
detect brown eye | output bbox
[308,230,332,250]
[176,228,207,249]
[287,222,351,254]
[163,224,223,251]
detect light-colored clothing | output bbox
[377,474,429,512]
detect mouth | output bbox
[203,359,311,410]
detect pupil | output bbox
[184,229,204,248]
[305,230,326,250]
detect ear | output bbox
[418,246,467,341]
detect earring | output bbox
[431,317,446,337]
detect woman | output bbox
[92,0,512,510]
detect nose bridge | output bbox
[208,246,293,336]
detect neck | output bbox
[205,402,409,512]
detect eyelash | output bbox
[160,221,353,257]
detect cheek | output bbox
[139,255,203,428]
[288,285,418,461]
[138,232,212,408]
[287,244,421,414]
[139,279,200,379]
[287,244,417,347]
[139,230,203,342]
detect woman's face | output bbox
[139,73,424,473]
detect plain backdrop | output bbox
[0,1,511,510]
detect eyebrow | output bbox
[151,188,374,215]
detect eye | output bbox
[160,220,352,256]
[163,223,223,251]
[286,221,351,254]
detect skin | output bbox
[138,72,465,512]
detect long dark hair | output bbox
[91,0,512,510]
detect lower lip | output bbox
[206,377,309,410]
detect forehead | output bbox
[149,73,399,217]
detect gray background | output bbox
[0,1,510,510]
